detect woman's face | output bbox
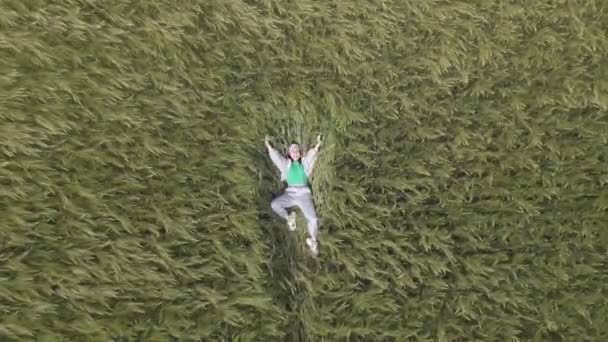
[289,145,301,160]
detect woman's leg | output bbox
[298,195,318,241]
[293,189,319,255]
[271,191,296,230]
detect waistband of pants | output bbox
[286,185,310,192]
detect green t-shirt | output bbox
[286,160,308,186]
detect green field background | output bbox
[1,0,607,341]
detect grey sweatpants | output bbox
[271,186,318,240]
